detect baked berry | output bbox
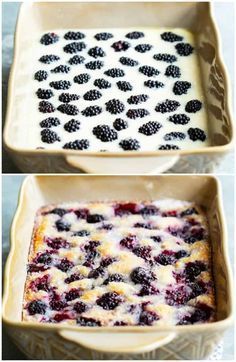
[133,246,152,261]
[36,88,53,100]
[57,104,79,116]
[165,285,191,306]
[185,100,202,113]
[155,99,180,113]
[185,261,206,282]
[190,280,207,299]
[119,138,140,150]
[139,65,160,77]
[68,55,85,65]
[65,288,81,301]
[111,40,130,52]
[83,89,102,101]
[27,264,49,273]
[101,257,116,267]
[34,70,48,82]
[49,298,67,311]
[39,101,55,113]
[134,222,153,229]
[88,46,106,58]
[51,65,70,74]
[150,236,162,243]
[161,32,183,43]
[55,219,71,232]
[46,237,69,249]
[64,119,80,133]
[126,31,144,39]
[95,32,113,41]
[175,42,194,56]
[153,53,177,63]
[47,208,68,217]
[35,252,52,265]
[120,235,137,250]
[59,93,80,103]
[74,73,91,84]
[94,78,111,89]
[65,273,82,284]
[99,223,113,230]
[130,267,155,284]
[117,81,133,92]
[49,80,71,90]
[155,250,176,266]
[77,316,101,326]
[179,303,213,325]
[175,250,188,259]
[164,132,186,141]
[144,80,164,89]
[139,310,159,325]
[158,144,179,150]
[28,300,47,315]
[56,258,74,272]
[72,230,90,237]
[63,139,90,150]
[127,94,148,105]
[63,42,86,54]
[73,301,88,314]
[40,32,59,45]
[173,81,191,95]
[88,266,105,279]
[140,205,159,216]
[169,114,190,125]
[188,128,206,141]
[115,203,139,216]
[104,68,125,78]
[85,60,104,70]
[81,105,102,117]
[86,214,104,225]
[64,31,85,40]
[126,108,149,119]
[103,274,124,285]
[74,208,89,219]
[39,54,60,64]
[105,99,125,114]
[135,44,152,53]
[93,125,118,142]
[139,121,162,136]
[30,275,50,292]
[113,118,128,131]
[41,129,60,144]
[97,292,123,310]
[119,57,139,67]
[138,284,159,296]
[165,65,181,78]
[181,208,198,217]
[114,321,128,326]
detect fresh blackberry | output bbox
[139,65,160,77]
[40,32,59,45]
[113,118,128,131]
[88,46,106,58]
[58,104,79,116]
[97,292,123,310]
[64,119,80,132]
[169,113,190,125]
[119,138,140,151]
[155,99,180,113]
[93,125,118,142]
[105,99,125,114]
[164,132,186,141]
[36,88,53,100]
[130,267,155,284]
[28,301,47,315]
[111,40,130,52]
[63,139,90,150]
[81,105,102,117]
[68,55,85,65]
[188,128,206,141]
[135,44,152,53]
[104,68,125,78]
[144,80,164,89]
[158,144,179,150]
[165,65,181,78]
[139,121,162,136]
[153,53,177,63]
[175,42,194,56]
[63,42,86,54]
[185,100,202,113]
[127,94,148,105]
[39,54,60,64]
[41,129,60,143]
[126,108,149,119]
[161,32,183,42]
[117,81,133,92]
[74,73,90,84]
[173,81,191,95]
[51,65,70,73]
[85,60,104,70]
[49,80,71,90]
[58,93,80,103]
[126,31,144,39]
[40,117,60,128]
[83,89,102,101]
[94,78,111,89]
[119,56,139,67]
[95,32,113,41]
[38,101,55,113]
[34,70,48,82]
[64,31,85,40]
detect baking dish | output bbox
[2,175,233,359]
[3,2,234,174]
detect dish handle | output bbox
[58,329,176,354]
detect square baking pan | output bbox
[2,175,233,360]
[3,2,234,174]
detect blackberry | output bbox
[85,60,104,70]
[38,101,55,113]
[55,220,71,232]
[119,56,139,67]
[140,205,159,216]
[169,113,190,125]
[133,246,152,260]
[34,70,48,82]
[64,31,85,40]
[161,32,183,42]
[57,104,79,116]
[119,138,140,151]
[153,53,177,63]
[47,208,68,217]
[188,128,207,141]
[104,68,125,78]
[144,80,164,89]
[175,42,194,56]
[130,267,155,284]
[164,132,186,141]
[135,44,152,53]
[74,73,90,84]
[72,230,90,237]
[180,207,198,217]
[51,65,70,73]
[41,129,60,143]
[139,310,159,326]
[68,55,85,65]
[39,54,60,64]
[113,118,128,131]
[73,301,88,314]
[63,42,86,54]
[185,100,202,113]
[36,88,53,100]
[77,316,101,326]
[105,99,125,114]
[155,99,180,113]
[81,105,102,117]
[93,125,118,142]
[64,119,80,132]
[117,81,133,92]
[165,65,181,78]
[126,108,149,119]
[95,32,113,41]
[126,31,144,39]
[103,274,124,285]
[97,292,123,310]
[28,301,47,315]
[83,89,102,101]
[139,121,162,136]
[65,288,81,302]
[56,258,74,272]
[63,139,90,150]
[40,32,59,45]
[111,40,130,52]
[88,46,106,58]
[94,78,111,89]
[49,80,71,90]
[173,81,191,95]
[59,93,80,103]
[40,117,60,128]
[158,144,179,150]
[139,285,159,296]
[139,65,160,77]
[127,94,148,105]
